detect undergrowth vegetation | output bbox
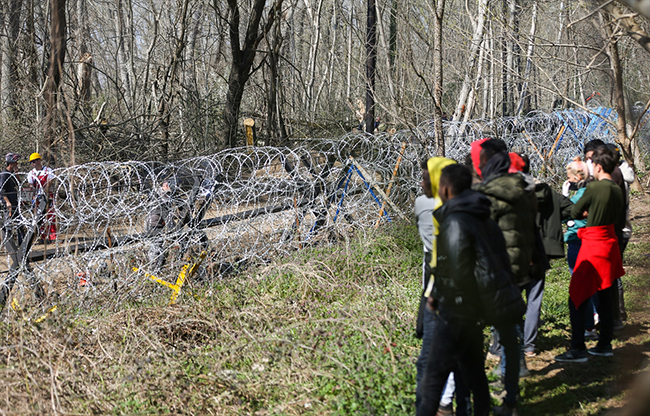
[0,224,424,415]
[0,213,649,415]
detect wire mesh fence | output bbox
[1,107,646,316]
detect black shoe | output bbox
[613,319,624,331]
[493,402,519,416]
[588,344,613,357]
[555,349,588,363]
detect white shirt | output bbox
[27,166,54,196]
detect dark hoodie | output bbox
[433,189,525,325]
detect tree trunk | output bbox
[115,0,132,101]
[365,0,377,134]
[1,0,23,119]
[375,2,398,119]
[346,4,353,101]
[433,0,446,155]
[501,0,508,116]
[223,0,283,147]
[44,0,67,166]
[388,0,397,73]
[603,12,643,191]
[453,0,489,121]
[516,0,536,116]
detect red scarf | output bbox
[569,224,624,307]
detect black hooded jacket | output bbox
[433,189,526,325]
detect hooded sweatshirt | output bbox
[424,157,456,271]
[433,189,524,324]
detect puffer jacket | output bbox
[433,189,526,325]
[475,173,536,285]
[535,182,573,259]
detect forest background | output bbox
[1,0,650,174]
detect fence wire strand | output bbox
[2,107,648,315]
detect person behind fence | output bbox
[146,181,174,273]
[471,138,538,416]
[415,157,469,416]
[554,146,625,362]
[0,153,45,310]
[27,152,57,242]
[417,164,525,416]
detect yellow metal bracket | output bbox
[133,251,207,305]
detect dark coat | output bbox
[535,182,573,259]
[475,173,536,285]
[433,189,526,326]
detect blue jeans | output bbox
[417,309,487,416]
[522,278,544,353]
[416,307,470,414]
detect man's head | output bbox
[29,152,43,170]
[584,139,606,161]
[479,139,508,171]
[421,157,456,199]
[590,147,617,179]
[5,153,20,172]
[438,164,472,203]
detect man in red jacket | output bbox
[555,147,625,362]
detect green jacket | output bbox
[475,173,536,284]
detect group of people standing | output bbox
[414,138,633,415]
[0,152,57,310]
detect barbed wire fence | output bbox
[1,107,648,317]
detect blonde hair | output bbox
[566,161,588,181]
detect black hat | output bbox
[5,153,20,164]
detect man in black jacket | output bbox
[417,164,523,416]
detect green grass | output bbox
[0,221,648,414]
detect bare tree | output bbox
[43,0,67,165]
[222,0,283,148]
[365,0,377,134]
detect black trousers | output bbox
[416,311,489,416]
[570,285,615,351]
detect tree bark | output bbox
[602,12,643,191]
[516,0,536,116]
[1,0,23,118]
[365,0,377,134]
[453,0,489,121]
[44,0,67,165]
[223,0,283,147]
[433,0,446,155]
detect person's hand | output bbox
[562,180,571,197]
[582,210,588,218]
[426,296,436,311]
